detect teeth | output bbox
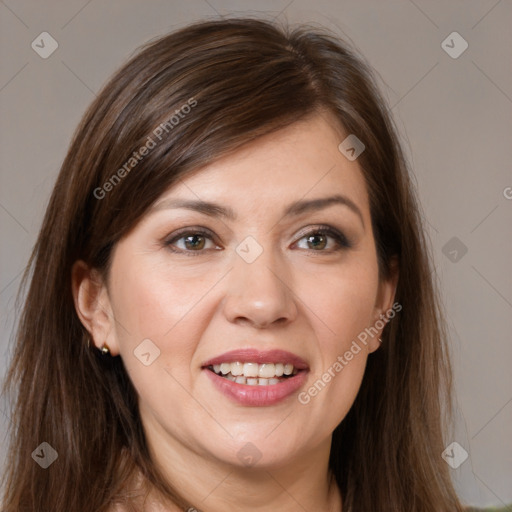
[231,361,243,376]
[233,377,279,386]
[243,362,259,378]
[210,361,299,381]
[258,363,275,378]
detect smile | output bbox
[201,349,309,406]
[208,362,298,385]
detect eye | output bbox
[165,228,220,254]
[293,226,351,252]
[164,225,351,256]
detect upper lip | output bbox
[202,348,309,370]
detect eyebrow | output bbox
[150,194,365,229]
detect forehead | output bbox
[153,113,370,220]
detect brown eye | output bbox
[294,226,351,252]
[165,228,219,254]
[182,234,206,250]
[306,233,328,250]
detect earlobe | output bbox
[71,260,119,355]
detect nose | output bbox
[222,245,298,329]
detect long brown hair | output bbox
[1,17,464,512]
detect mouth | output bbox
[201,349,309,406]
[205,361,300,386]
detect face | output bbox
[75,112,397,471]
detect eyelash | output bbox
[164,225,352,256]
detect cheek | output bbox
[109,248,215,341]
[305,256,379,351]
[296,253,379,425]
[107,251,220,387]
[108,262,207,425]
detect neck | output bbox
[140,415,342,511]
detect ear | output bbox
[368,257,399,353]
[71,260,120,355]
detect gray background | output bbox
[1,0,511,508]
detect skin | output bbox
[73,112,398,511]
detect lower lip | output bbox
[203,369,308,406]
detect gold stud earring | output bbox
[100,343,110,355]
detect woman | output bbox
[1,17,465,512]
